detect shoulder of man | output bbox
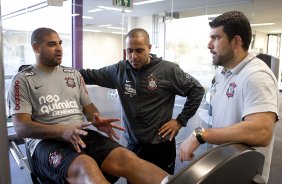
[17,65,36,78]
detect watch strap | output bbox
[194,127,206,144]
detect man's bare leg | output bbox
[101,147,168,184]
[66,154,110,184]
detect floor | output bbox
[7,87,282,184]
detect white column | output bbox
[0,0,12,183]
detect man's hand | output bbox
[62,122,92,153]
[158,119,182,141]
[179,134,200,161]
[92,113,125,140]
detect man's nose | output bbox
[56,45,62,51]
[207,40,213,49]
[130,51,137,59]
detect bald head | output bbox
[126,28,152,69]
[126,28,150,46]
[31,27,58,45]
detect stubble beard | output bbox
[43,59,61,68]
[212,52,234,68]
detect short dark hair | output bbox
[127,28,150,45]
[31,27,57,45]
[209,11,252,50]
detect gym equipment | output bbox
[166,143,265,184]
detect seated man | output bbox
[7,27,167,184]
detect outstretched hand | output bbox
[62,121,92,152]
[92,113,125,140]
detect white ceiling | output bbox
[81,0,282,34]
[2,0,282,34]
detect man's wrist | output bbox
[193,127,206,144]
[176,118,187,127]
[190,132,197,141]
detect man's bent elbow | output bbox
[256,129,274,147]
[13,122,30,138]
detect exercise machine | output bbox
[167,143,265,184]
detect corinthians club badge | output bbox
[65,77,76,88]
[226,82,236,98]
[146,74,157,90]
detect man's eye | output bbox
[127,49,133,53]
[48,43,56,46]
[136,49,143,53]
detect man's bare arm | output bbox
[12,113,91,152]
[82,103,125,140]
[203,112,276,146]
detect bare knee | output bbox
[101,148,167,184]
[115,148,137,164]
[67,154,109,184]
[101,148,141,174]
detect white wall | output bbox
[83,32,123,69]
[251,31,268,54]
[127,15,166,58]
[128,16,153,36]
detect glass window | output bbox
[81,1,125,145]
[2,0,72,117]
[165,15,216,88]
[82,1,126,68]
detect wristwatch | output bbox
[193,127,206,144]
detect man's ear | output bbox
[232,35,243,49]
[32,43,40,53]
[149,44,152,51]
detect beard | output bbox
[41,57,62,67]
[212,49,234,67]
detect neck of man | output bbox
[225,51,248,70]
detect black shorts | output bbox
[127,139,176,175]
[31,130,122,183]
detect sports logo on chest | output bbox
[226,82,237,98]
[65,77,76,88]
[146,74,158,90]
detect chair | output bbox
[8,132,40,184]
[166,143,265,184]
